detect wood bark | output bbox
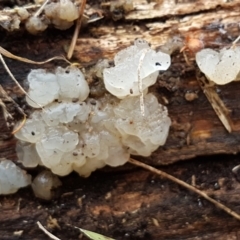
[1,0,240,239]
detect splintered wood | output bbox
[196,70,233,133]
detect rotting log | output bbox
[1,0,240,239]
[2,1,240,164]
[1,156,240,240]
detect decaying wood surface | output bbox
[2,156,240,240]
[1,0,240,164]
[1,0,240,239]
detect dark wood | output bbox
[1,156,240,239]
[1,0,240,239]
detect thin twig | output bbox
[0,45,71,133]
[0,46,71,65]
[67,0,87,59]
[128,158,240,221]
[0,53,43,109]
[37,221,61,240]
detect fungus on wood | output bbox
[1,0,240,239]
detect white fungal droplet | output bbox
[58,0,79,21]
[44,1,78,30]
[32,170,62,200]
[196,47,240,85]
[17,8,30,21]
[25,16,48,34]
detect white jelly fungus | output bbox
[16,91,171,177]
[44,0,78,30]
[56,66,89,101]
[196,47,240,85]
[32,170,62,200]
[103,39,171,98]
[25,16,48,35]
[26,69,59,108]
[22,0,79,34]
[0,159,31,195]
[26,67,89,108]
[14,40,171,180]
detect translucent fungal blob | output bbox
[14,41,171,178]
[0,159,31,195]
[31,170,62,200]
[103,39,171,98]
[196,47,240,85]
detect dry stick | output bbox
[231,34,240,48]
[196,69,233,133]
[0,84,26,134]
[37,221,61,240]
[129,158,240,221]
[67,0,87,59]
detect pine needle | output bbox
[11,114,27,134]
[129,158,240,221]
[0,46,71,65]
[37,221,61,240]
[67,0,87,59]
